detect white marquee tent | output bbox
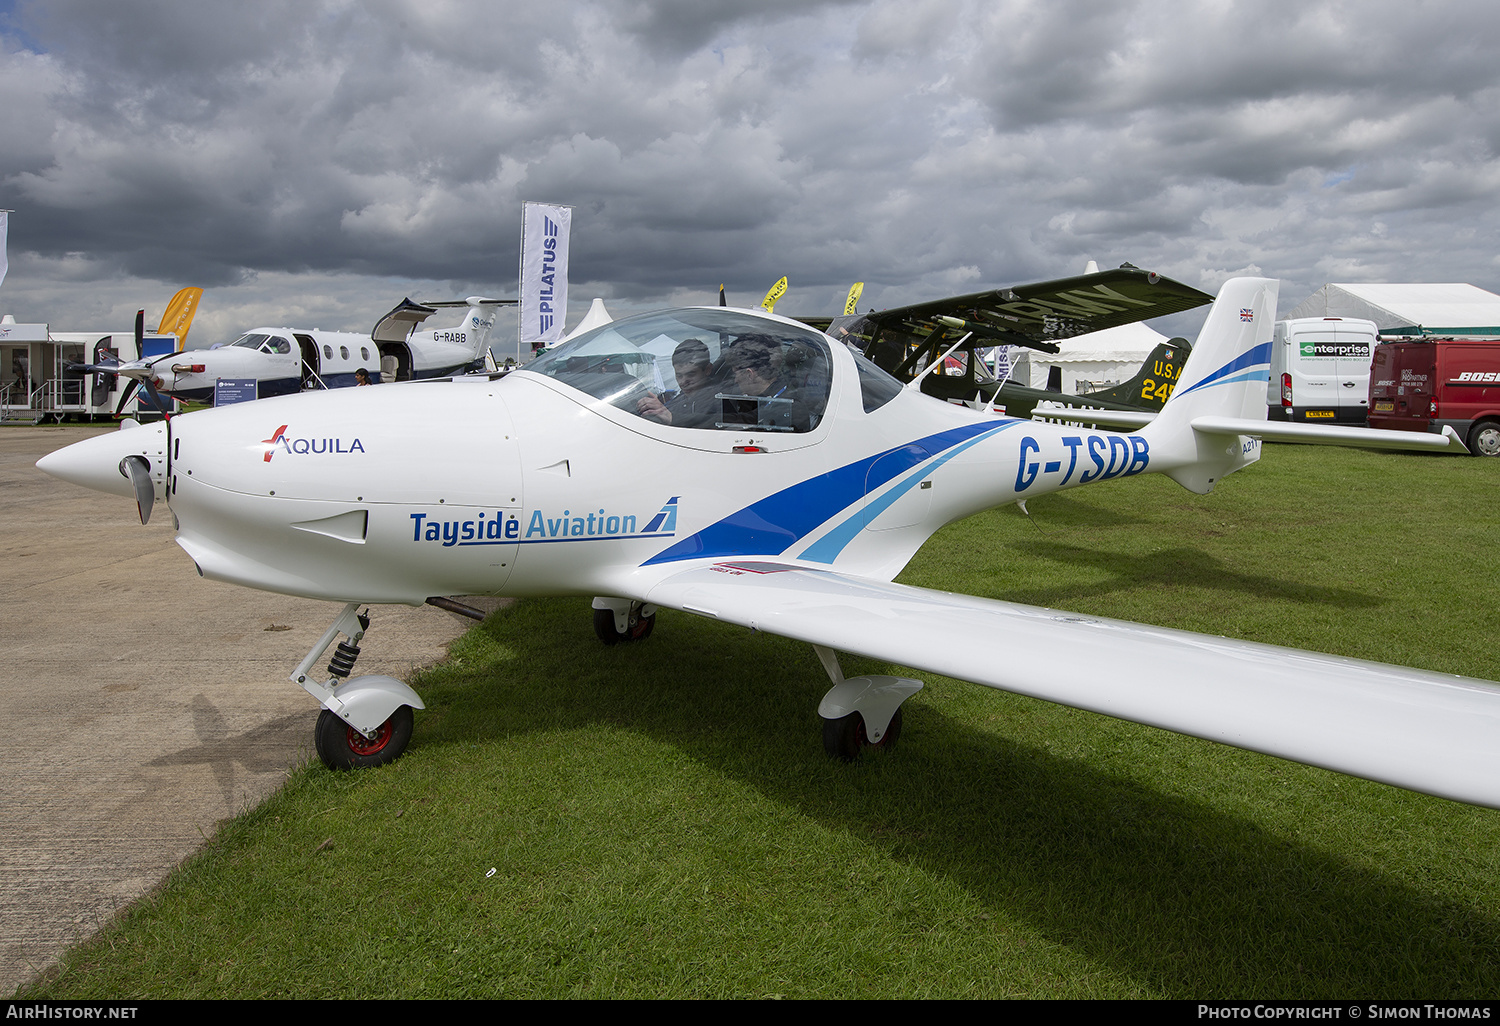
[1283,283,1500,336]
[1005,321,1177,392]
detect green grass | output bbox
[20,444,1500,998]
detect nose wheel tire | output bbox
[315,706,414,770]
[823,707,903,761]
[593,606,656,645]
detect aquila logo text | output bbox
[261,424,366,463]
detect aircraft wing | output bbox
[814,265,1213,355]
[641,560,1500,809]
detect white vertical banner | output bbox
[990,344,1012,382]
[0,211,9,289]
[519,202,571,347]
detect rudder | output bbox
[1141,278,1279,494]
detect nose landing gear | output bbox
[592,597,657,644]
[293,603,426,770]
[315,705,415,770]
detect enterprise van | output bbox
[1266,316,1377,424]
[1368,338,1500,456]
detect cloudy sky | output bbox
[3,0,1500,348]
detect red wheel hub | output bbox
[346,718,393,756]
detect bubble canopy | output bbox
[523,308,840,432]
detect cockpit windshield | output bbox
[228,333,291,355]
[525,309,833,432]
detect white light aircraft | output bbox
[38,278,1500,811]
[108,296,513,407]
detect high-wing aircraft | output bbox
[39,278,1500,812]
[106,296,513,407]
[807,264,1208,417]
[913,336,1192,420]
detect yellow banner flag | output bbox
[760,276,787,313]
[843,282,864,316]
[157,287,204,350]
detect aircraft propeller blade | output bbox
[118,455,154,525]
[139,376,171,417]
[124,309,172,417]
[113,378,140,416]
[66,361,118,376]
[719,284,726,307]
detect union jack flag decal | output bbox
[1240,308,1254,322]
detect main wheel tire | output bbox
[593,606,655,645]
[822,707,903,762]
[1468,419,1500,457]
[315,706,414,770]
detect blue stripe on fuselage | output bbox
[798,421,1017,563]
[641,421,1010,566]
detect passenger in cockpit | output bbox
[722,335,813,432]
[637,339,719,428]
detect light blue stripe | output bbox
[1189,367,1269,389]
[1177,341,1271,398]
[799,422,1015,564]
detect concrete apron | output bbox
[0,425,498,992]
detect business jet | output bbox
[39,278,1500,814]
[110,296,513,407]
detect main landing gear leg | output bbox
[813,645,922,761]
[291,602,425,770]
[591,596,657,644]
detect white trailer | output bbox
[1,318,177,423]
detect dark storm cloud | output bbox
[964,0,1500,129]
[609,0,861,55]
[2,0,1500,340]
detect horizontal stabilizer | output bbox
[423,296,516,308]
[1192,417,1467,453]
[1031,404,1155,429]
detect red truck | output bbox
[1368,338,1500,456]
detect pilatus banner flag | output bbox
[520,202,572,346]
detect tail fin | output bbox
[1140,277,1279,494]
[386,296,510,361]
[1083,337,1191,409]
[450,297,504,359]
